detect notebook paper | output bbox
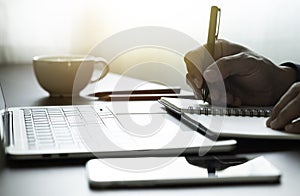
[159,97,300,140]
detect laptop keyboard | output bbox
[23,106,114,149]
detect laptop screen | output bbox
[0,83,6,111]
[0,83,5,142]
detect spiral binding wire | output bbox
[185,106,272,117]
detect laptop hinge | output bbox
[2,111,13,147]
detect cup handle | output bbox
[90,57,109,83]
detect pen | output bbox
[90,87,181,97]
[103,94,195,101]
[202,6,221,102]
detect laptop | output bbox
[0,84,236,160]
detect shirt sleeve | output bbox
[280,62,300,82]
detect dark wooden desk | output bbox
[1,64,300,196]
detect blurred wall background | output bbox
[0,0,299,89]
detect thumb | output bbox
[204,52,250,83]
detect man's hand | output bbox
[266,82,300,133]
[185,39,297,106]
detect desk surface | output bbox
[1,64,300,196]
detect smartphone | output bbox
[86,156,280,188]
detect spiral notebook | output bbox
[159,97,300,140]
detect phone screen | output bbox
[86,156,280,188]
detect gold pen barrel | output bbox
[202,6,221,102]
[206,6,220,58]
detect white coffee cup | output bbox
[33,55,108,97]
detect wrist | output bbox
[281,62,300,82]
[270,65,297,105]
[281,66,297,84]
